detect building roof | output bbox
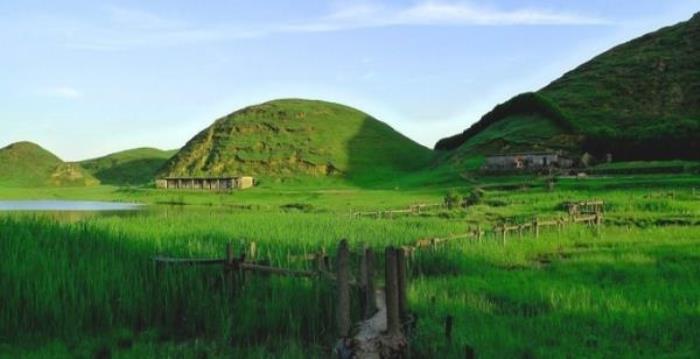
[159,176,244,180]
[486,151,562,158]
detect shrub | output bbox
[464,188,485,206]
[443,190,462,210]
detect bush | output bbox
[443,191,462,210]
[464,188,485,206]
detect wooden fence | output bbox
[353,203,444,219]
[154,240,411,357]
[153,201,606,357]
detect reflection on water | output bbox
[0,200,256,222]
[0,200,144,221]
[0,200,143,212]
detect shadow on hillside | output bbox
[92,158,169,186]
[344,116,435,188]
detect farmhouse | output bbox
[483,151,573,171]
[155,176,255,191]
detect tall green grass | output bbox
[1,173,699,357]
[410,226,700,357]
[0,210,465,357]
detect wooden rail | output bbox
[353,203,444,218]
[153,199,607,357]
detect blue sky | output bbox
[1,0,698,160]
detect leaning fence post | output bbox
[397,247,408,323]
[360,247,377,319]
[336,239,351,338]
[385,247,401,336]
[534,217,540,238]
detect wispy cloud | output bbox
[41,86,83,99]
[15,2,608,52]
[289,2,608,32]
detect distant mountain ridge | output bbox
[437,12,700,161]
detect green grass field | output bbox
[1,172,699,358]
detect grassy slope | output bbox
[0,142,98,187]
[437,12,700,162]
[80,147,177,185]
[541,12,700,137]
[159,99,434,186]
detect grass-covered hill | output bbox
[0,141,98,187]
[159,99,434,185]
[437,12,700,162]
[80,147,177,186]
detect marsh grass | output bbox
[410,226,700,357]
[1,173,699,357]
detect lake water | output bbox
[0,200,143,212]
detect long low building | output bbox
[155,176,254,191]
[483,152,574,171]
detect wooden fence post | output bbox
[465,345,476,359]
[477,225,483,242]
[397,247,408,323]
[533,218,540,238]
[445,315,454,342]
[385,247,401,336]
[360,247,377,319]
[316,251,327,273]
[226,242,234,265]
[249,242,257,261]
[501,225,507,246]
[322,247,331,272]
[336,240,351,338]
[225,242,235,292]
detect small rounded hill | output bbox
[159,99,433,182]
[0,141,98,187]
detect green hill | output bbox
[80,147,177,185]
[437,12,700,162]
[0,141,98,187]
[159,99,433,184]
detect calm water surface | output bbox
[0,200,143,212]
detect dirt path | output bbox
[354,289,387,358]
[351,289,406,358]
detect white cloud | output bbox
[106,6,184,30]
[42,86,83,99]
[392,2,608,26]
[285,1,608,33]
[14,2,607,52]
